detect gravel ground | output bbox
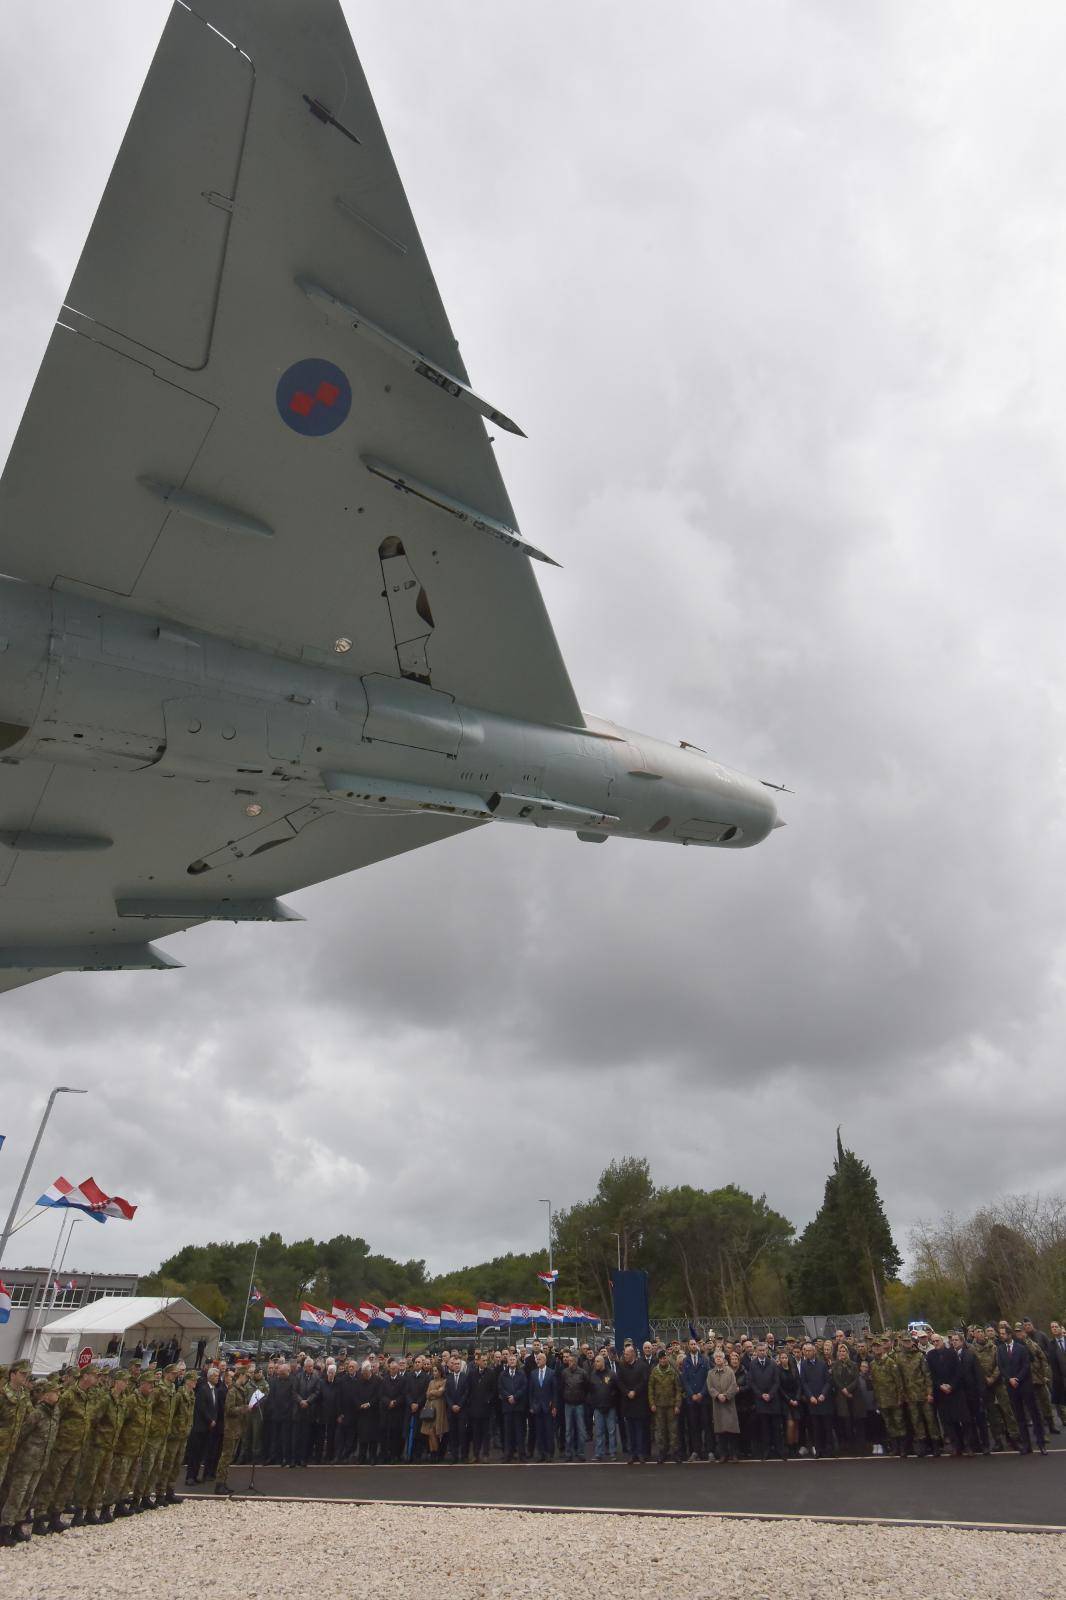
[4,1501,1065,1599]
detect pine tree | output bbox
[791,1130,901,1328]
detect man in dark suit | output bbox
[264,1360,294,1467]
[527,1351,557,1462]
[444,1356,472,1463]
[498,1353,528,1461]
[185,1365,224,1483]
[749,1341,786,1461]
[403,1355,431,1462]
[996,1327,1046,1453]
[797,1343,832,1456]
[679,1339,710,1461]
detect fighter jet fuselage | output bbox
[0,577,778,863]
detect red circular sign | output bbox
[76,1346,93,1370]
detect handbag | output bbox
[419,1403,436,1422]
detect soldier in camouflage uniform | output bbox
[32,1362,100,1533]
[214,1366,254,1494]
[0,1376,61,1544]
[75,1371,130,1524]
[1018,1326,1055,1433]
[895,1335,942,1457]
[130,1366,175,1509]
[648,1352,683,1463]
[973,1328,1016,1450]
[157,1368,198,1503]
[870,1342,906,1457]
[0,1361,33,1506]
[106,1370,154,1516]
[149,1366,186,1504]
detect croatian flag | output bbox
[36,1177,107,1223]
[63,1278,77,1293]
[396,1304,423,1330]
[508,1304,532,1326]
[249,1285,263,1304]
[75,1178,137,1221]
[440,1306,476,1335]
[537,1269,559,1285]
[332,1301,368,1333]
[477,1302,506,1326]
[420,1308,441,1333]
[0,1282,10,1325]
[262,1300,297,1331]
[576,1307,600,1326]
[360,1303,393,1329]
[531,1304,552,1324]
[299,1302,335,1335]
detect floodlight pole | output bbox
[0,1086,88,1269]
[239,1239,261,1343]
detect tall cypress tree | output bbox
[791,1130,901,1328]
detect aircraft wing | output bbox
[0,0,581,730]
[0,760,480,994]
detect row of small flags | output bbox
[255,1293,599,1335]
[37,1176,136,1223]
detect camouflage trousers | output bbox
[904,1399,941,1443]
[104,1451,139,1506]
[131,1439,165,1499]
[984,1385,1018,1444]
[651,1409,680,1459]
[216,1426,243,1485]
[76,1444,116,1513]
[36,1442,84,1515]
[879,1405,905,1439]
[1,1453,51,1525]
[155,1433,188,1495]
[1037,1383,1054,1428]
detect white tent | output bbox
[34,1296,220,1374]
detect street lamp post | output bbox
[0,1087,88,1269]
[538,1198,554,1314]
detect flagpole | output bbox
[239,1240,260,1344]
[538,1198,554,1315]
[21,1209,73,1364]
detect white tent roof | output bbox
[42,1296,220,1338]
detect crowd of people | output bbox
[0,1315,1061,1545]
[234,1314,1065,1469]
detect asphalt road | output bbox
[189,1441,1066,1530]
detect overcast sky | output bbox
[1,1,1064,1297]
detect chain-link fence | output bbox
[650,1312,872,1343]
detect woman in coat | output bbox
[351,1361,382,1464]
[776,1350,802,1456]
[730,1349,754,1459]
[420,1361,448,1462]
[707,1351,740,1461]
[830,1343,863,1455]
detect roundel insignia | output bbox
[276,357,352,436]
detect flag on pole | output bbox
[74,1178,137,1221]
[536,1269,559,1285]
[508,1303,532,1326]
[360,1303,393,1329]
[249,1285,263,1304]
[440,1306,477,1335]
[62,1278,77,1292]
[331,1301,369,1333]
[262,1300,297,1331]
[35,1177,107,1223]
[420,1308,441,1333]
[477,1302,507,1326]
[0,1281,10,1324]
[299,1302,335,1335]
